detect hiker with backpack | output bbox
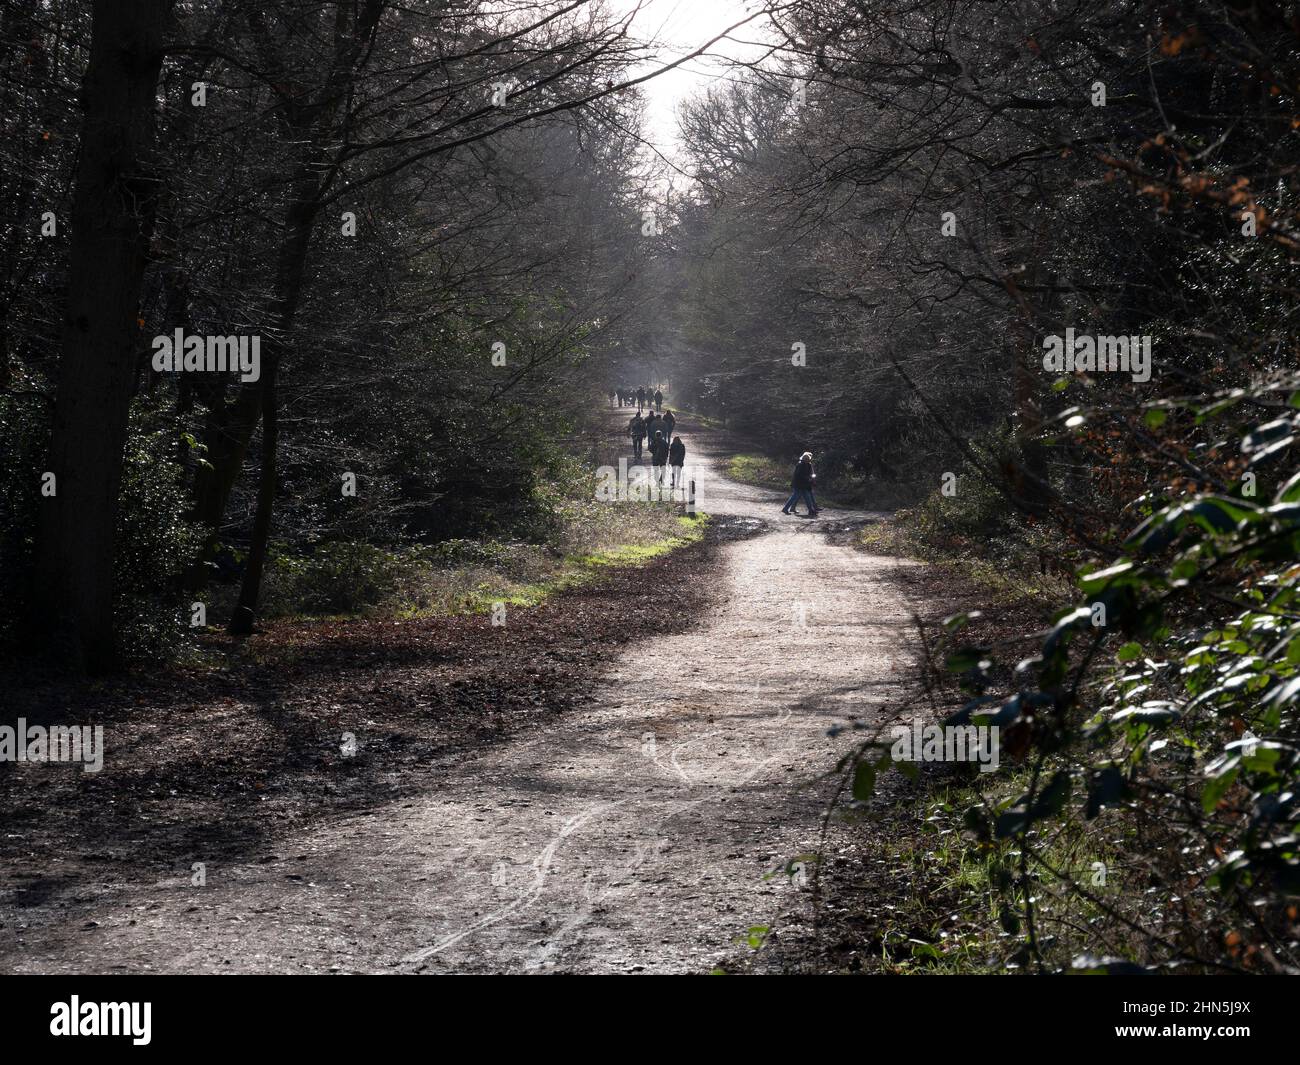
[669,435,686,488]
[782,452,819,517]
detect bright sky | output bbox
[606,0,774,158]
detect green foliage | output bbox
[0,391,202,665]
[263,541,415,617]
[728,453,787,488]
[0,391,46,653]
[881,426,1063,591]
[114,400,207,663]
[852,382,1300,971]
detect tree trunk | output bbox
[223,184,316,632]
[32,0,171,672]
[182,380,263,591]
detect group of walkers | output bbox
[626,406,685,486]
[610,384,821,516]
[611,385,663,412]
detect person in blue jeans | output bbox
[782,452,819,516]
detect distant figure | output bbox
[650,431,669,484]
[662,408,675,442]
[636,386,646,411]
[608,387,616,407]
[630,412,646,460]
[782,451,819,517]
[669,435,686,487]
[654,389,663,411]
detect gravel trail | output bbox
[1,412,918,974]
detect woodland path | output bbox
[2,410,919,974]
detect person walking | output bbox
[782,452,819,516]
[630,411,646,460]
[662,408,675,443]
[636,386,646,411]
[644,411,659,446]
[650,431,670,486]
[669,434,686,488]
[654,388,663,411]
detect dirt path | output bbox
[2,412,921,974]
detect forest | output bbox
[1,0,1298,992]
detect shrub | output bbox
[851,380,1300,972]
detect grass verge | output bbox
[452,513,709,613]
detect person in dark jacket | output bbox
[669,435,686,487]
[782,451,819,516]
[629,412,646,459]
[662,408,676,442]
[654,389,663,411]
[636,386,646,411]
[650,431,670,485]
